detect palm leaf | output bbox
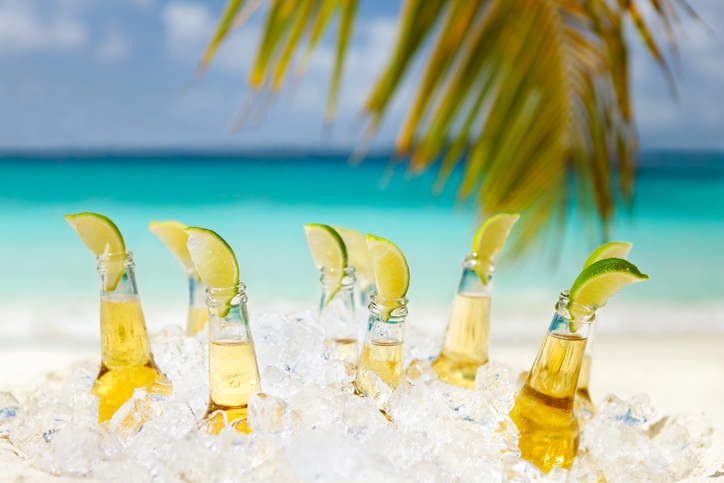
[363,0,693,254]
[200,0,697,256]
[199,0,359,125]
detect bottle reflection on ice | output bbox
[355,293,408,398]
[432,255,493,389]
[199,283,261,434]
[319,266,358,372]
[93,252,170,423]
[509,291,596,473]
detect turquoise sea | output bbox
[0,152,722,341]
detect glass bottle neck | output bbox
[319,272,357,342]
[365,292,408,343]
[205,284,260,411]
[189,275,209,310]
[459,254,494,296]
[97,251,139,297]
[96,252,152,369]
[319,266,356,305]
[438,257,495,365]
[207,285,253,343]
[524,293,596,407]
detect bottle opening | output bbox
[96,250,134,271]
[553,291,597,334]
[320,266,356,287]
[369,291,409,319]
[467,253,496,275]
[206,283,247,308]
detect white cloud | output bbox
[95,26,130,62]
[162,1,215,50]
[0,0,86,53]
[162,1,259,74]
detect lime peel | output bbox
[304,224,348,304]
[471,213,519,284]
[185,227,240,318]
[569,258,648,309]
[333,225,374,289]
[65,212,126,291]
[366,234,410,300]
[582,241,633,269]
[149,220,200,281]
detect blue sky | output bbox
[0,0,721,151]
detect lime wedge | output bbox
[583,241,633,269]
[333,225,374,288]
[471,213,519,282]
[149,220,200,280]
[65,212,126,291]
[185,228,239,288]
[570,258,648,308]
[304,224,348,302]
[366,234,410,300]
[185,227,239,317]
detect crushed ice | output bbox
[1,310,720,482]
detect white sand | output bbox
[1,335,723,481]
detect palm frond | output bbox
[200,0,697,256]
[200,0,359,124]
[363,0,692,254]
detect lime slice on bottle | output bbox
[304,224,348,302]
[333,225,374,289]
[582,241,633,269]
[366,234,410,300]
[149,220,200,280]
[185,227,240,317]
[471,213,519,282]
[569,258,648,308]
[65,212,126,291]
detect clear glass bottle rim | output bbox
[369,291,409,307]
[557,290,597,319]
[96,250,133,262]
[465,253,496,274]
[321,265,356,276]
[206,282,247,297]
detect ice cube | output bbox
[0,391,20,422]
[260,365,303,400]
[68,390,100,428]
[65,362,98,392]
[109,396,162,445]
[386,380,433,429]
[475,361,515,414]
[540,465,571,482]
[404,359,438,383]
[287,383,347,431]
[406,460,449,482]
[354,370,392,408]
[248,392,290,434]
[92,454,152,483]
[499,453,544,481]
[599,393,656,427]
[285,429,380,481]
[343,395,389,439]
[290,349,328,385]
[47,426,104,476]
[570,450,605,483]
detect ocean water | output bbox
[0,152,722,342]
